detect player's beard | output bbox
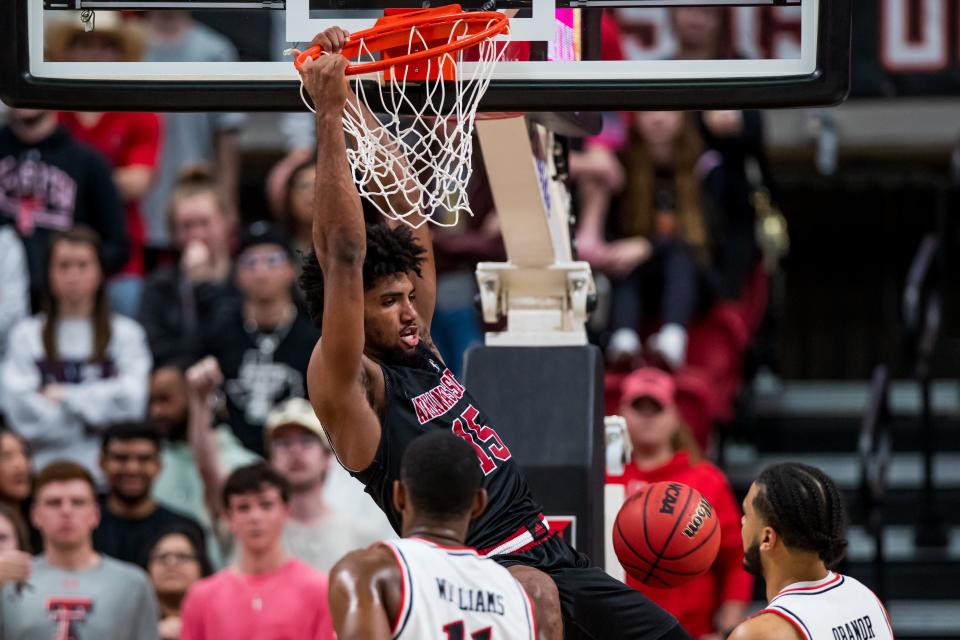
[365,327,424,368]
[743,539,763,577]
[384,345,424,368]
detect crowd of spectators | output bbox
[0,6,782,640]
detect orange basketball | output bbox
[613,481,721,588]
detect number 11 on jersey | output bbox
[443,620,492,640]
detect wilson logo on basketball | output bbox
[659,482,683,515]
[681,498,713,539]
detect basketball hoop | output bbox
[292,6,510,229]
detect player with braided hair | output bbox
[730,463,893,640]
[750,462,848,567]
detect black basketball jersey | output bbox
[352,344,543,552]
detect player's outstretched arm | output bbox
[306,27,438,330]
[300,48,381,466]
[328,548,401,640]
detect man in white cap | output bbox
[265,397,394,573]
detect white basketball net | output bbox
[299,20,508,229]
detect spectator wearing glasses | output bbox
[606,368,751,639]
[200,223,320,455]
[93,423,206,568]
[146,525,212,640]
[0,461,159,640]
[265,398,392,573]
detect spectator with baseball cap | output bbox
[265,398,393,573]
[606,367,752,639]
[199,222,320,455]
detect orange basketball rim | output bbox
[294,5,509,79]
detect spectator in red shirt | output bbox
[607,367,752,639]
[179,463,334,640]
[47,13,162,318]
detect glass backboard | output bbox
[1,0,850,111]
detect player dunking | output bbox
[298,27,690,640]
[329,430,542,639]
[731,463,894,640]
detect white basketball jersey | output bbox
[382,537,537,640]
[758,572,894,640]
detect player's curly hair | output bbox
[299,222,426,329]
[753,463,848,567]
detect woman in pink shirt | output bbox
[179,463,334,640]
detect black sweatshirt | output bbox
[138,264,240,366]
[0,126,129,298]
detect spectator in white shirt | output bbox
[1,227,151,484]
